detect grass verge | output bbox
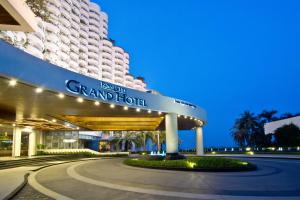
[124,156,257,172]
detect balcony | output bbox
[114,77,124,84]
[70,51,79,60]
[102,71,113,79]
[60,17,71,28]
[71,19,80,30]
[60,35,70,44]
[47,4,60,16]
[88,32,99,41]
[59,25,70,35]
[25,45,43,59]
[70,30,80,41]
[79,59,88,67]
[89,25,100,34]
[101,45,112,53]
[89,12,100,21]
[102,64,112,72]
[88,51,99,60]
[79,45,88,53]
[102,52,112,59]
[45,23,59,34]
[61,1,71,12]
[114,70,124,77]
[70,60,79,71]
[88,37,99,46]
[87,45,99,53]
[60,51,70,61]
[88,58,98,66]
[44,42,59,52]
[79,30,88,39]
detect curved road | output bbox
[26,158,300,200]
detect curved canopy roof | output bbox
[0,41,207,131]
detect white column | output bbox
[196,126,204,156]
[12,127,22,157]
[165,113,178,154]
[28,131,36,157]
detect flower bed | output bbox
[124,156,257,172]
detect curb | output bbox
[205,154,300,160]
[4,173,29,200]
[3,158,99,200]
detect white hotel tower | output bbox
[0,0,147,91]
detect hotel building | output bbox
[0,0,207,158]
[0,0,147,91]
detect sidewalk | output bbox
[0,166,38,200]
[0,157,97,199]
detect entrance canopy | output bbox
[0,41,207,132]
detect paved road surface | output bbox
[14,158,300,200]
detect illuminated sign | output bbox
[65,80,147,107]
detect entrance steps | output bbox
[0,155,92,170]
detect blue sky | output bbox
[95,0,300,147]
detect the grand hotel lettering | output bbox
[66,80,147,107]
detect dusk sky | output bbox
[96,0,300,147]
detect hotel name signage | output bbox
[65,80,147,107]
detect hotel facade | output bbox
[0,0,207,157]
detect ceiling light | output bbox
[94,101,100,106]
[158,111,162,115]
[136,108,141,112]
[9,79,17,86]
[35,87,43,93]
[124,106,128,110]
[58,93,65,99]
[110,104,115,108]
[12,123,16,127]
[148,110,152,114]
[76,127,80,130]
[77,97,84,103]
[184,116,187,119]
[52,119,57,123]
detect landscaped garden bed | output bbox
[124,156,257,172]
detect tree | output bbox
[258,110,278,124]
[26,0,50,22]
[274,124,300,147]
[231,111,259,147]
[280,112,294,120]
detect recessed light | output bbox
[9,79,17,86]
[35,87,43,93]
[94,101,100,106]
[58,93,65,99]
[77,97,84,103]
[124,106,128,110]
[110,104,115,108]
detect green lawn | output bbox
[124,156,257,172]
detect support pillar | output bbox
[165,113,178,155]
[28,130,36,157]
[12,127,22,157]
[196,126,204,156]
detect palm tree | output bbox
[258,110,278,123]
[149,131,166,151]
[230,111,260,147]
